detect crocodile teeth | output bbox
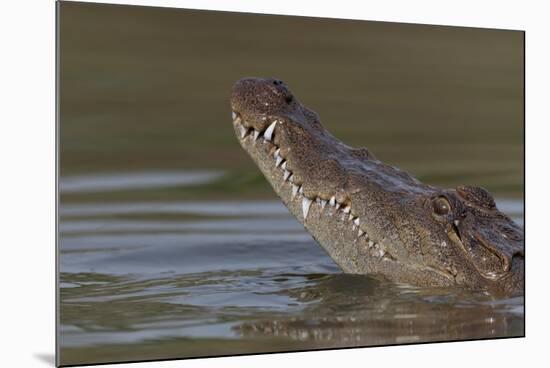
[288,174,294,182]
[292,184,299,199]
[283,170,291,181]
[281,161,287,170]
[320,200,327,209]
[239,125,248,138]
[354,218,360,226]
[348,214,354,221]
[368,240,374,248]
[275,156,283,167]
[299,186,304,195]
[302,197,313,219]
[343,205,351,214]
[358,229,365,237]
[335,203,341,210]
[264,120,277,141]
[274,148,280,158]
[329,196,336,207]
[232,112,241,124]
[253,130,260,141]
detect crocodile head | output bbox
[230,77,524,296]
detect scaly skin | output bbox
[230,77,524,296]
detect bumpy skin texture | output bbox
[230,77,524,296]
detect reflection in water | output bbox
[60,200,289,217]
[59,198,523,365]
[60,170,223,193]
[236,274,523,345]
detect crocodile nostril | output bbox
[273,79,283,86]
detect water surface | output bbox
[59,190,524,365]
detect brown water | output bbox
[57,3,524,366]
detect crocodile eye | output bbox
[433,197,451,215]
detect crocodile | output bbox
[230,77,524,296]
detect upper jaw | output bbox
[231,110,418,270]
[232,110,281,143]
[232,110,463,279]
[231,110,523,293]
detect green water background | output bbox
[59,2,523,202]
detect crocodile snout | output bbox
[231,77,295,120]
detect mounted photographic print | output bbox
[56,1,524,366]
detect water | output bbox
[57,5,524,365]
[59,170,224,193]
[58,174,524,365]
